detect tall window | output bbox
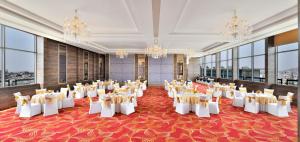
[238,39,266,82]
[1,26,36,87]
[59,45,67,83]
[277,42,298,86]
[220,49,232,79]
[204,54,216,77]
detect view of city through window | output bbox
[0,26,36,87]
[277,42,298,86]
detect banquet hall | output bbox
[0,0,299,141]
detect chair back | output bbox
[239,87,247,93]
[229,83,235,87]
[287,92,294,102]
[98,89,106,96]
[264,89,274,96]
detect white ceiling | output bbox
[0,0,298,56]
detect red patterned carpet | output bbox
[0,87,298,142]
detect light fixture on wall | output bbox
[115,49,128,59]
[145,39,167,59]
[223,9,252,42]
[63,9,88,42]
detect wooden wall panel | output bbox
[77,49,84,82]
[67,46,77,83]
[89,52,94,80]
[44,38,59,87]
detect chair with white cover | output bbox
[213,89,222,98]
[19,96,42,118]
[142,80,147,91]
[175,96,190,115]
[107,81,114,90]
[74,86,84,99]
[14,92,22,114]
[88,94,101,114]
[100,97,115,117]
[168,85,174,98]
[232,91,245,107]
[97,89,106,97]
[267,96,289,117]
[120,96,135,115]
[99,81,105,89]
[59,88,69,109]
[209,96,220,114]
[87,86,97,98]
[264,89,274,96]
[225,86,235,99]
[244,95,259,114]
[164,80,169,90]
[286,92,294,112]
[172,88,178,107]
[61,89,75,108]
[43,94,59,116]
[131,89,138,107]
[137,85,143,97]
[195,96,210,117]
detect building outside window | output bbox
[204,54,216,78]
[238,39,266,82]
[220,49,232,79]
[0,26,36,87]
[277,42,298,86]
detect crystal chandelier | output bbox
[223,10,252,42]
[63,9,88,42]
[145,39,167,59]
[115,49,128,59]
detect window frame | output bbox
[238,39,266,82]
[219,49,233,79]
[276,42,298,86]
[0,25,37,88]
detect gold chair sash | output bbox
[102,98,112,108]
[21,99,28,106]
[199,99,208,107]
[278,99,287,105]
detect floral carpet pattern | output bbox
[0,86,298,142]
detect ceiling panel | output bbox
[7,0,139,33]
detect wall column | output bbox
[36,36,44,88]
[232,47,238,80]
[216,52,221,78]
[267,37,276,84]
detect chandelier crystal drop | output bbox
[115,49,128,59]
[63,9,88,42]
[145,39,167,59]
[223,10,252,42]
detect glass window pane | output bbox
[5,27,35,52]
[220,61,227,78]
[238,57,252,81]
[220,50,227,61]
[278,42,298,52]
[205,63,211,77]
[211,63,216,77]
[238,44,252,58]
[205,55,211,63]
[228,49,232,60]
[5,49,35,87]
[278,50,298,86]
[254,40,265,55]
[211,54,216,62]
[228,60,233,79]
[253,55,265,82]
[59,45,67,83]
